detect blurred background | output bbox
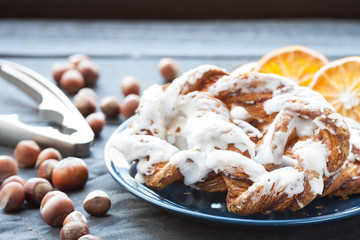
[1,0,360,19]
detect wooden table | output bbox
[1,19,360,239]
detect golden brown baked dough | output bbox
[111,65,350,215]
[323,117,360,198]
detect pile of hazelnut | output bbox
[0,54,180,239]
[0,140,109,240]
[52,54,142,138]
[52,54,180,139]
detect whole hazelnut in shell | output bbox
[60,69,85,94]
[24,177,53,206]
[121,94,140,119]
[63,210,88,227]
[52,157,88,191]
[158,58,180,82]
[52,62,73,84]
[100,96,121,119]
[73,93,97,117]
[0,182,25,212]
[40,191,74,227]
[38,159,59,182]
[83,190,111,216]
[0,155,18,182]
[77,60,100,87]
[14,140,41,168]
[61,221,90,240]
[79,235,102,240]
[1,175,25,189]
[86,112,105,138]
[68,54,90,66]
[121,75,141,96]
[36,148,62,168]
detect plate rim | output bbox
[104,117,360,227]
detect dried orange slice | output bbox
[310,57,360,121]
[256,45,329,86]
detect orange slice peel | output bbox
[256,45,329,86]
[310,56,360,121]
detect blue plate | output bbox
[105,117,360,227]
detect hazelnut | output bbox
[77,60,100,87]
[24,178,53,206]
[76,88,97,102]
[40,190,67,211]
[73,93,97,117]
[36,148,62,168]
[61,221,90,240]
[1,175,25,189]
[158,58,180,82]
[0,155,18,182]
[60,69,85,94]
[83,190,111,216]
[100,96,121,119]
[63,210,88,227]
[121,94,140,119]
[38,159,59,182]
[86,112,105,138]
[40,191,74,227]
[121,75,141,96]
[0,182,25,212]
[78,235,102,240]
[52,62,73,84]
[68,54,90,66]
[52,157,88,191]
[14,140,41,168]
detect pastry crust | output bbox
[323,117,360,198]
[111,65,350,215]
[209,73,349,214]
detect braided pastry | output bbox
[111,65,350,215]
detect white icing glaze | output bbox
[111,131,179,180]
[169,150,210,185]
[230,105,262,139]
[230,106,252,120]
[255,112,316,165]
[264,87,334,115]
[166,91,255,157]
[247,167,305,198]
[129,84,167,139]
[232,119,263,140]
[329,113,348,129]
[348,152,356,162]
[313,116,336,135]
[293,139,330,195]
[186,116,254,154]
[111,67,349,205]
[162,65,226,123]
[206,150,267,181]
[281,156,298,167]
[209,72,297,96]
[170,149,268,186]
[345,117,360,153]
[112,65,256,185]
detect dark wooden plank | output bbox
[0,0,360,19]
[1,20,360,58]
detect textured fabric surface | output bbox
[1,19,360,239]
